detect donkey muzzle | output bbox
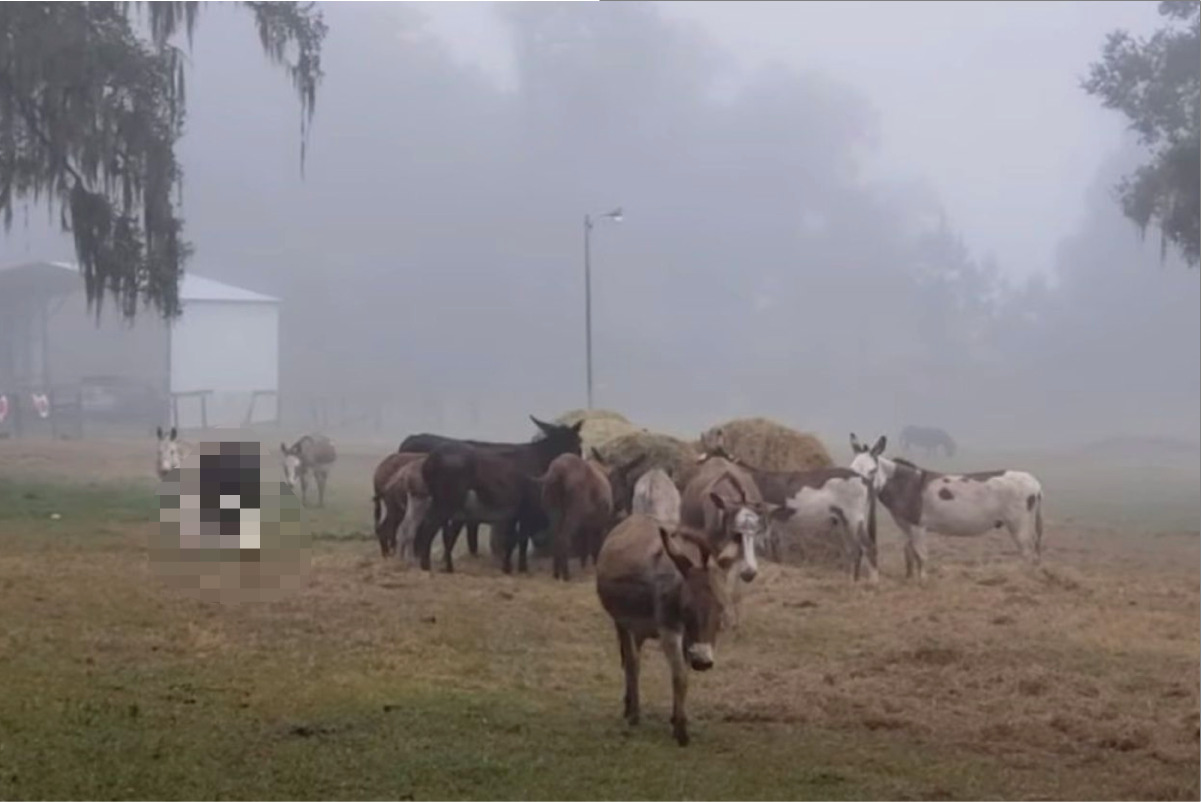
[687,643,714,671]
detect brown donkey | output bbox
[541,452,615,581]
[679,456,795,629]
[372,452,423,557]
[596,513,725,746]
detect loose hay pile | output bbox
[595,431,700,483]
[554,409,643,456]
[699,417,833,472]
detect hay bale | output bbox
[699,417,833,472]
[773,522,850,571]
[596,431,700,483]
[554,409,642,455]
[555,408,631,427]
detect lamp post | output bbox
[583,206,623,410]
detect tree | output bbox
[1083,0,1200,267]
[0,1,326,321]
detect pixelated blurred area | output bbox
[151,440,310,603]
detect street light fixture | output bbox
[583,207,623,410]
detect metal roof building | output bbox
[0,260,280,434]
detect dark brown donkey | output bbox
[596,513,726,746]
[412,416,584,573]
[399,419,581,558]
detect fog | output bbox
[3,1,1198,451]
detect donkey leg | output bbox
[1006,520,1037,565]
[910,526,930,581]
[441,522,463,574]
[500,519,519,575]
[859,521,880,583]
[617,624,641,725]
[551,516,568,581]
[415,508,449,573]
[316,469,328,508]
[465,522,480,557]
[517,524,531,574]
[660,629,691,746]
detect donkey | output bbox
[697,445,879,582]
[413,417,583,573]
[280,434,337,508]
[372,451,425,558]
[596,514,726,746]
[632,467,682,528]
[899,425,957,458]
[849,434,1044,579]
[540,452,615,581]
[400,417,583,559]
[369,449,427,554]
[387,455,443,564]
[679,456,795,630]
[155,426,187,480]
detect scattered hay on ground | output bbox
[554,409,642,455]
[700,417,833,472]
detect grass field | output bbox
[0,436,1197,800]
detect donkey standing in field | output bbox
[697,443,879,583]
[372,451,425,558]
[540,451,617,581]
[679,456,795,629]
[280,434,337,508]
[899,425,957,458]
[155,426,187,480]
[596,514,727,746]
[849,434,1044,580]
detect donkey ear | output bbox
[156,426,164,440]
[659,527,694,577]
[280,442,289,454]
[169,427,177,441]
[529,415,550,432]
[570,420,585,434]
[850,433,864,453]
[871,436,887,457]
[590,447,605,463]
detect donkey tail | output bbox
[373,494,383,528]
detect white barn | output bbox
[0,260,280,434]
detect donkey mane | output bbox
[892,457,920,470]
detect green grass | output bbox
[0,477,158,524]
[0,471,1197,801]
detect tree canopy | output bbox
[1083,0,1200,267]
[0,1,326,321]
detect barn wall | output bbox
[44,290,170,392]
[170,301,279,428]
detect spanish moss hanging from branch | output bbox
[0,1,327,322]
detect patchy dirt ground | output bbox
[0,436,1197,800]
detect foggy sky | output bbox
[1,1,1196,450]
[421,0,1164,282]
